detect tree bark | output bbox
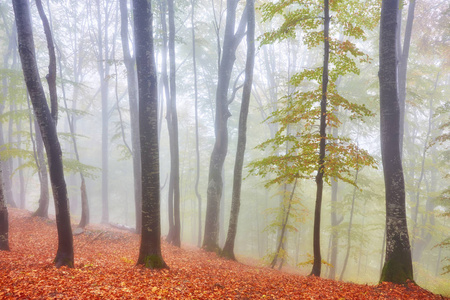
[0,166,9,251]
[35,0,58,125]
[119,0,142,234]
[14,0,74,268]
[1,32,16,209]
[328,178,340,279]
[94,0,111,224]
[133,0,167,269]
[310,0,330,277]
[190,0,202,248]
[339,169,359,281]
[203,0,248,252]
[379,0,413,284]
[58,52,90,229]
[397,0,416,155]
[221,0,255,260]
[32,119,49,218]
[163,0,181,247]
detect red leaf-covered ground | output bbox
[0,208,446,299]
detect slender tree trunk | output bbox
[35,0,58,125]
[14,0,74,267]
[134,0,167,269]
[16,113,26,209]
[94,0,111,224]
[165,0,181,247]
[190,0,202,248]
[32,120,49,218]
[412,73,439,263]
[158,0,174,242]
[270,179,297,268]
[221,0,255,260]
[1,11,17,210]
[339,169,359,281]
[203,0,248,252]
[119,0,142,234]
[328,120,340,280]
[33,0,59,218]
[379,0,413,283]
[58,52,90,228]
[328,178,340,280]
[310,0,330,277]
[0,166,9,251]
[398,0,416,154]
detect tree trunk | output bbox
[32,120,49,218]
[328,178,340,280]
[164,0,181,247]
[221,0,255,260]
[378,0,413,284]
[119,0,142,234]
[310,0,330,277]
[16,114,26,209]
[0,166,9,251]
[58,52,90,229]
[35,0,58,125]
[158,0,174,242]
[203,0,248,252]
[339,169,359,281]
[270,179,297,268]
[190,0,202,248]
[133,0,167,269]
[95,0,111,224]
[397,0,416,155]
[14,0,74,268]
[1,14,17,210]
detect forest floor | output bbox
[0,208,447,299]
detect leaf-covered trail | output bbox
[0,209,445,299]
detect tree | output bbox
[190,0,202,248]
[0,13,17,210]
[0,166,9,251]
[256,0,378,277]
[133,0,167,269]
[90,0,114,224]
[221,0,255,260]
[119,0,142,234]
[32,119,49,218]
[309,0,330,277]
[378,0,414,284]
[203,0,248,253]
[397,0,416,153]
[163,0,181,247]
[31,0,57,219]
[13,0,74,268]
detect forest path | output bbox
[0,208,445,299]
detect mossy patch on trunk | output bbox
[141,254,168,269]
[380,251,414,284]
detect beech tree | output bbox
[13,0,74,267]
[203,0,248,253]
[378,0,414,284]
[133,0,167,269]
[256,0,379,276]
[163,0,181,247]
[190,0,202,248]
[119,0,141,234]
[0,166,9,251]
[221,0,255,260]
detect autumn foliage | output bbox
[0,209,445,299]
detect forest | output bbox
[0,0,449,298]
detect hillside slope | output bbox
[0,208,446,299]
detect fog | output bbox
[0,0,449,294]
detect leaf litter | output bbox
[0,208,446,299]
